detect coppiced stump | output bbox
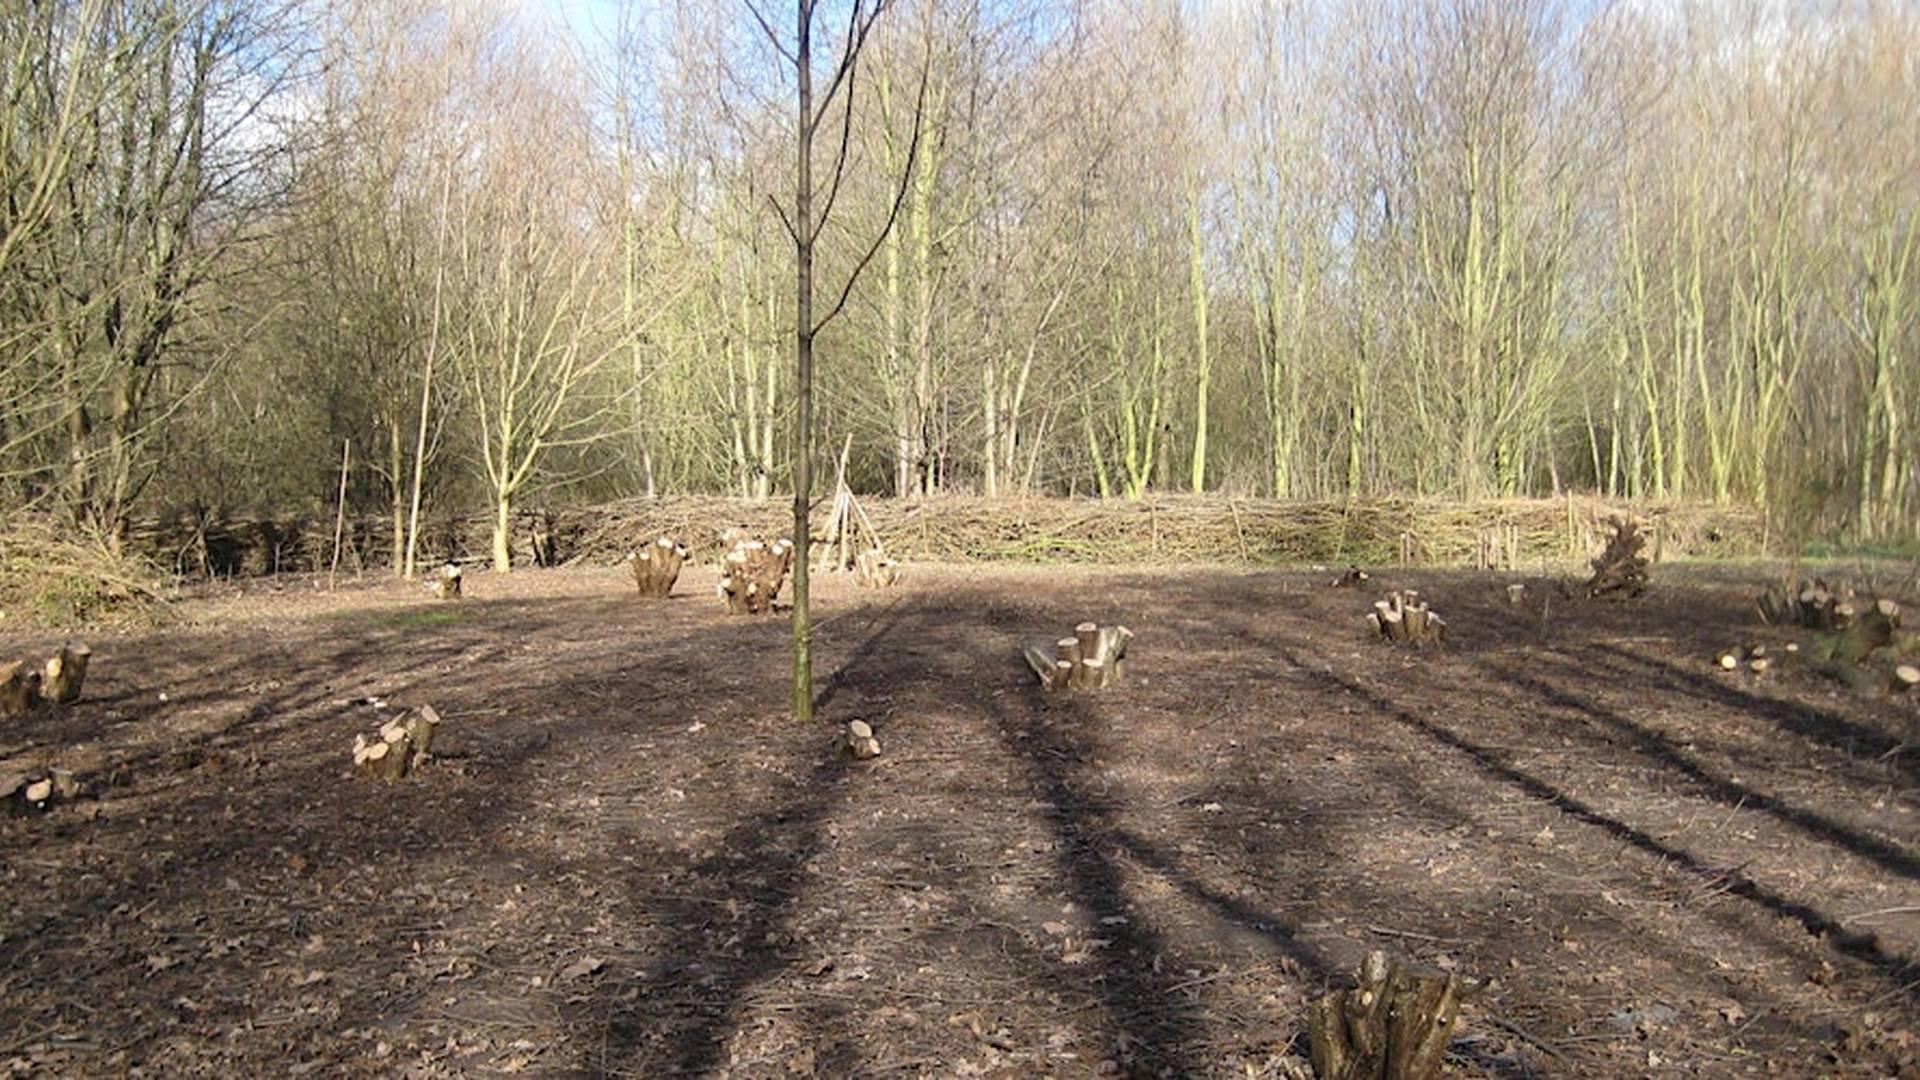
[43,642,92,704]
[628,536,689,598]
[1367,591,1446,645]
[3,767,81,812]
[855,547,899,589]
[1025,622,1133,692]
[1309,950,1482,1080]
[351,705,442,781]
[430,563,463,600]
[0,662,42,718]
[718,536,793,615]
[1758,577,1853,629]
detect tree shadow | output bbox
[1587,642,1920,786]
[1270,645,1920,1005]
[1479,655,1920,881]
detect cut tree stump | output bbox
[1758,577,1854,630]
[430,563,463,600]
[43,642,91,704]
[840,720,881,760]
[1332,565,1371,589]
[0,661,42,718]
[3,767,80,812]
[1584,517,1648,599]
[1893,664,1920,694]
[1308,950,1482,1080]
[628,536,689,598]
[855,547,898,589]
[1808,599,1906,694]
[1813,598,1900,665]
[1715,644,1772,673]
[351,705,441,781]
[1368,591,1446,645]
[1024,622,1132,692]
[717,537,793,615]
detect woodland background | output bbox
[3,0,1917,574]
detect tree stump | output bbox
[1584,517,1648,599]
[3,768,80,813]
[1809,599,1906,694]
[1367,592,1446,645]
[430,563,463,600]
[855,547,898,589]
[1308,950,1482,1080]
[1505,583,1526,607]
[1714,644,1773,674]
[717,537,793,615]
[1758,577,1852,630]
[1893,664,1920,694]
[1024,622,1132,692]
[1332,565,1371,589]
[628,536,689,598]
[530,512,559,567]
[1818,598,1900,665]
[840,720,881,760]
[351,705,441,781]
[43,642,92,705]
[0,661,42,718]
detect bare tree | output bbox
[746,0,923,721]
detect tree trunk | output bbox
[492,494,512,573]
[791,3,816,722]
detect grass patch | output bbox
[322,604,473,632]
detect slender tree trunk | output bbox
[1187,184,1210,493]
[791,2,816,724]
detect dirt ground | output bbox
[2,560,1918,1078]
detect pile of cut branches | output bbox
[0,519,172,627]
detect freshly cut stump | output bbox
[629,536,689,598]
[1024,622,1133,692]
[4,768,80,812]
[1309,950,1482,1080]
[1368,591,1446,646]
[1331,565,1371,589]
[42,642,92,704]
[717,537,793,615]
[351,705,442,781]
[430,564,463,600]
[841,720,881,760]
[855,547,898,589]
[0,661,42,718]
[1758,577,1853,630]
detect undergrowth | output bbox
[0,520,175,629]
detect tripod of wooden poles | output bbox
[816,436,898,589]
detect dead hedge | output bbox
[123,495,1765,579]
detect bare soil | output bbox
[2,562,1917,1077]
